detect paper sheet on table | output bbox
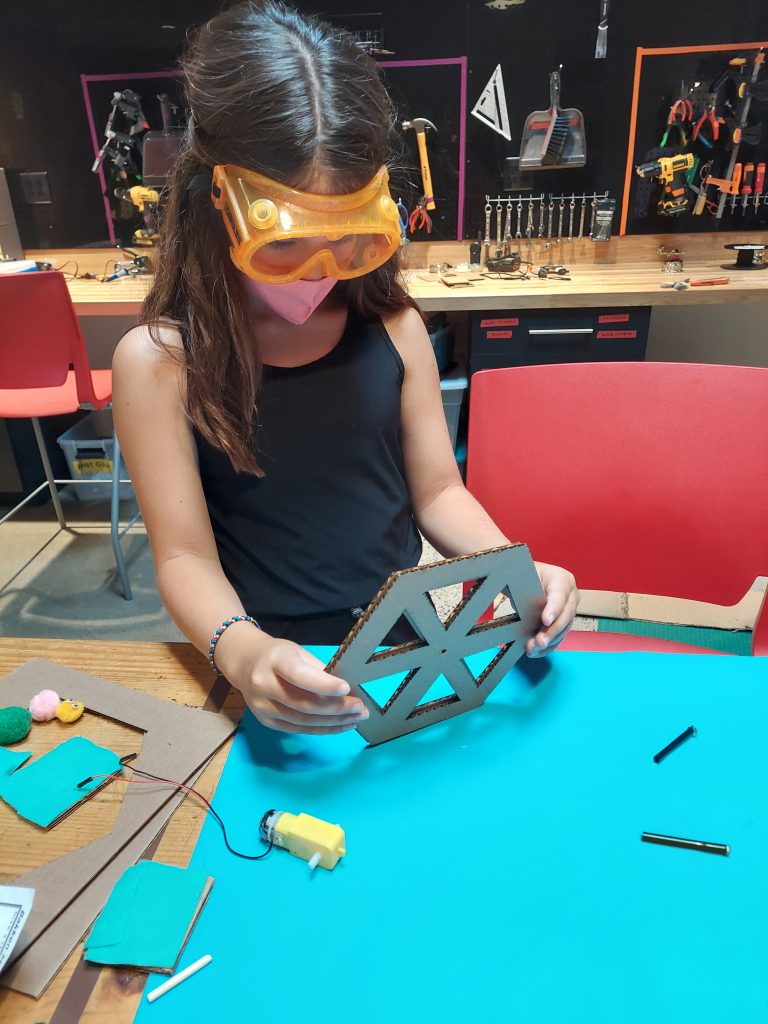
[0,746,31,778]
[84,861,214,973]
[0,886,35,975]
[0,736,122,828]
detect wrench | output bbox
[526,197,534,240]
[578,197,587,238]
[568,194,575,241]
[557,198,565,241]
[537,194,545,237]
[483,202,492,262]
[547,197,554,241]
[515,197,523,239]
[503,200,513,254]
[496,200,503,253]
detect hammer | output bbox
[403,118,437,211]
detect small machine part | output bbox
[259,810,346,871]
[429,262,454,274]
[567,193,575,241]
[483,202,492,263]
[722,243,767,270]
[591,197,616,241]
[657,245,685,273]
[660,279,690,291]
[635,153,695,216]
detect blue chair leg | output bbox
[111,430,133,600]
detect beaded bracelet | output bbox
[207,614,260,673]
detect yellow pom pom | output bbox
[55,699,85,724]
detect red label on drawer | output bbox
[597,330,637,339]
[599,314,630,324]
[486,330,514,339]
[480,318,519,327]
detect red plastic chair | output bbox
[467,362,768,656]
[0,270,134,598]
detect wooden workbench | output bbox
[0,637,242,1024]
[26,231,768,317]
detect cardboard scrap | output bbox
[84,861,213,973]
[0,658,236,998]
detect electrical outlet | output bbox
[20,171,52,205]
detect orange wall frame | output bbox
[620,41,768,235]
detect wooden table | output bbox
[26,231,768,317]
[0,637,243,1024]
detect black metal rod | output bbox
[642,832,729,856]
[653,725,696,763]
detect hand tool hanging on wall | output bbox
[741,163,755,214]
[402,118,437,211]
[691,93,722,149]
[660,85,693,149]
[715,51,765,219]
[754,163,766,211]
[519,68,587,170]
[595,0,609,59]
[635,153,695,216]
[471,64,512,141]
[91,89,150,179]
[503,200,513,254]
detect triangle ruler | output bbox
[471,64,511,141]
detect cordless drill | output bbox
[635,153,695,216]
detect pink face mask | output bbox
[242,275,337,325]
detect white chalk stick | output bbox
[146,954,213,1003]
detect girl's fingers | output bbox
[265,717,362,736]
[268,699,368,727]
[270,644,350,698]
[271,679,365,717]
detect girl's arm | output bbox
[112,325,365,730]
[384,308,579,655]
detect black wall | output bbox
[1,1,766,248]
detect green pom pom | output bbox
[0,706,32,745]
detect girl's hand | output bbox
[526,562,580,658]
[227,635,368,734]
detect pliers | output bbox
[692,94,721,148]
[408,198,432,235]
[661,88,693,147]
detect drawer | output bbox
[469,307,650,374]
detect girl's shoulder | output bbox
[113,320,187,403]
[115,318,184,364]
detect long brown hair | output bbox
[142,0,417,475]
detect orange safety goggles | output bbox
[211,164,402,284]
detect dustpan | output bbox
[519,68,586,170]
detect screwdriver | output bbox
[730,162,743,214]
[741,163,755,214]
[754,163,766,211]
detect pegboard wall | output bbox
[1,1,766,248]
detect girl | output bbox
[113,0,579,736]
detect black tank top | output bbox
[194,310,423,618]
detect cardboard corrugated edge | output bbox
[0,658,236,998]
